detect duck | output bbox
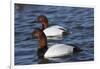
[33,29,81,58]
[37,15,69,37]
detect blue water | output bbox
[15,4,94,65]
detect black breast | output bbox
[37,47,48,59]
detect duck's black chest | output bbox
[37,47,48,58]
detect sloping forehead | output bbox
[33,29,42,34]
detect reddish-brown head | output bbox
[33,29,47,49]
[38,15,48,29]
[33,29,42,37]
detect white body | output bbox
[44,44,74,58]
[43,25,66,37]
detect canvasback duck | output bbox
[33,29,81,58]
[37,15,69,37]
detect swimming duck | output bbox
[37,15,68,37]
[33,29,80,58]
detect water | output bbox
[15,4,94,65]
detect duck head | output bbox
[33,29,42,38]
[33,29,48,58]
[33,29,48,49]
[38,15,48,30]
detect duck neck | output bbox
[41,21,48,30]
[37,31,48,49]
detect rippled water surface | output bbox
[15,4,94,65]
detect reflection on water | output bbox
[15,4,94,65]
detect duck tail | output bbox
[59,28,71,35]
[73,47,82,53]
[68,44,82,53]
